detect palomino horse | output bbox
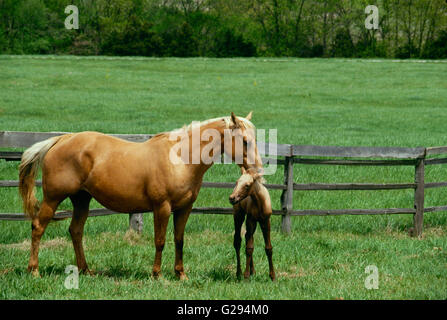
[19,112,263,279]
[229,167,275,281]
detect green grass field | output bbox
[0,55,446,299]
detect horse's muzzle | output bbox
[229,196,239,205]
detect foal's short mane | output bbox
[244,167,266,186]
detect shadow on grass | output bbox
[205,267,238,283]
[3,265,68,277]
[5,265,276,286]
[95,265,151,280]
[5,264,152,280]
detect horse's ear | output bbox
[253,168,265,180]
[253,172,266,185]
[230,112,240,128]
[240,166,246,174]
[246,111,253,121]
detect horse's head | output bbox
[229,167,264,205]
[224,111,263,173]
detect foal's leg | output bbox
[260,217,275,281]
[152,201,171,278]
[244,215,257,279]
[69,191,92,275]
[233,210,245,279]
[173,205,192,280]
[28,199,59,276]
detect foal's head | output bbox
[229,167,264,205]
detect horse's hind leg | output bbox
[69,191,92,274]
[152,201,171,279]
[260,217,275,281]
[173,205,192,280]
[28,199,59,276]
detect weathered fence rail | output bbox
[1,131,447,237]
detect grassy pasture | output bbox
[0,56,446,299]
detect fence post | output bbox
[281,156,294,234]
[129,213,143,233]
[413,159,425,237]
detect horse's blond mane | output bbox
[175,116,255,133]
[152,116,255,140]
[172,117,230,133]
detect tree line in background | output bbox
[0,0,446,58]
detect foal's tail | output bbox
[19,135,64,219]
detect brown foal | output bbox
[19,112,263,279]
[229,167,275,281]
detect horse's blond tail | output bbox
[19,136,64,219]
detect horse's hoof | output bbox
[175,270,189,280]
[178,273,189,281]
[81,269,95,276]
[152,271,161,279]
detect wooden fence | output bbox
[2,131,447,237]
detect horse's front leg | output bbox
[173,204,192,280]
[233,209,245,279]
[260,217,275,281]
[152,201,171,279]
[244,216,257,279]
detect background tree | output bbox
[0,0,445,58]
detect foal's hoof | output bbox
[152,271,162,279]
[27,266,40,277]
[31,269,40,278]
